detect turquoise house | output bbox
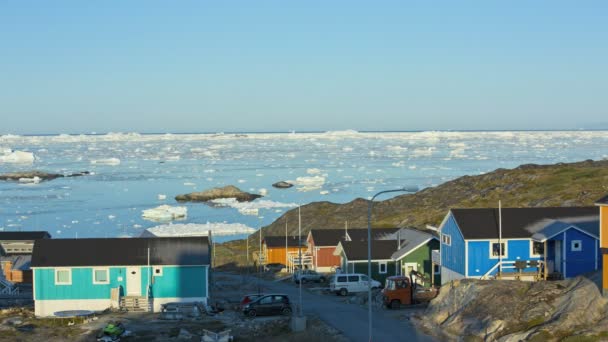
[31,237,210,317]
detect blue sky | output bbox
[1,1,607,134]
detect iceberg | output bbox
[141,205,188,222]
[90,158,121,166]
[0,150,35,164]
[290,176,326,192]
[209,198,298,216]
[141,222,256,237]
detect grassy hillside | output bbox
[215,159,608,268]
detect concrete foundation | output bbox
[290,315,307,332]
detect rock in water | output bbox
[272,181,294,189]
[0,170,91,182]
[0,171,63,181]
[175,185,262,202]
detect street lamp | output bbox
[367,186,418,342]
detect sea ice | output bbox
[141,205,188,222]
[290,176,326,191]
[209,198,297,216]
[90,158,121,166]
[157,194,167,200]
[141,222,256,237]
[0,150,35,164]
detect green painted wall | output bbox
[35,266,207,300]
[399,239,441,286]
[350,261,397,285]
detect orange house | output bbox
[262,236,305,265]
[597,195,608,296]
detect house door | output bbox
[554,241,562,273]
[403,263,419,283]
[126,267,141,296]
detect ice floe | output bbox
[290,176,326,192]
[141,205,188,222]
[209,198,297,216]
[90,158,121,166]
[0,150,35,164]
[141,222,256,237]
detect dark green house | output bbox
[390,229,440,286]
[334,228,440,286]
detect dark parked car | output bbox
[264,263,286,272]
[240,294,264,309]
[242,294,292,317]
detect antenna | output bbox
[498,200,502,277]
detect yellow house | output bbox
[596,195,608,296]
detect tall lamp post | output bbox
[367,187,417,342]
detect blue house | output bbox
[439,207,602,284]
[31,237,210,317]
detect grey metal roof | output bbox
[450,207,598,239]
[31,237,210,267]
[529,219,599,242]
[390,229,438,260]
[347,228,401,242]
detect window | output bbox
[55,269,71,285]
[337,276,347,283]
[571,240,582,252]
[93,268,109,284]
[347,275,359,282]
[259,296,273,305]
[490,242,507,258]
[531,241,544,257]
[379,262,387,274]
[441,234,452,246]
[360,275,370,282]
[433,264,440,275]
[154,266,163,276]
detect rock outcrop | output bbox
[417,276,608,341]
[272,181,293,189]
[0,171,90,182]
[175,185,262,203]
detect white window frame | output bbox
[441,234,452,246]
[55,268,72,285]
[530,240,544,258]
[571,240,582,252]
[489,240,508,259]
[378,262,387,274]
[92,268,110,284]
[153,266,163,277]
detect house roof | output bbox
[595,194,608,205]
[309,229,349,246]
[530,219,599,242]
[338,240,399,261]
[263,236,305,248]
[450,207,598,240]
[347,228,401,242]
[391,229,438,260]
[31,237,210,267]
[0,231,51,241]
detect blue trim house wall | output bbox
[31,237,211,317]
[439,214,466,283]
[439,207,601,285]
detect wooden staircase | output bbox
[120,296,151,312]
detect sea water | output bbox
[1,130,607,242]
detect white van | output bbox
[329,273,382,296]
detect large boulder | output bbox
[272,181,293,189]
[175,185,262,203]
[417,277,608,341]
